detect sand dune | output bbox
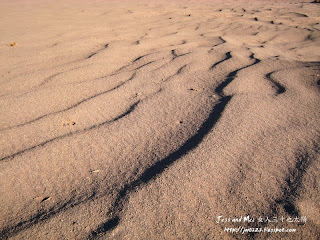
[0,0,319,239]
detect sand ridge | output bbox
[0,0,319,239]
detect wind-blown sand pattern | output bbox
[0,0,319,239]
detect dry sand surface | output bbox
[0,0,320,239]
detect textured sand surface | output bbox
[0,0,319,239]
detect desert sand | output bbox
[0,0,319,239]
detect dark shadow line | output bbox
[0,88,166,237]
[208,36,226,52]
[210,51,232,70]
[89,95,232,238]
[135,60,156,70]
[89,53,264,238]
[275,151,312,216]
[0,100,139,162]
[0,101,140,238]
[87,44,109,59]
[0,73,136,133]
[177,64,187,74]
[163,64,187,82]
[215,54,260,94]
[133,54,148,63]
[0,191,97,239]
[87,52,98,59]
[265,72,286,95]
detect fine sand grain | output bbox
[0,0,319,239]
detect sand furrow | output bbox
[0,101,139,162]
[0,73,137,132]
[88,96,232,239]
[215,53,260,95]
[265,71,286,95]
[86,51,265,239]
[210,51,232,71]
[87,44,109,59]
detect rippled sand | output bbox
[0,0,319,239]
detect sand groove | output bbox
[88,96,231,239]
[0,101,139,162]
[265,71,286,95]
[210,51,232,70]
[215,53,260,95]
[0,72,137,132]
[87,44,109,59]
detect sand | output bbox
[0,0,319,239]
